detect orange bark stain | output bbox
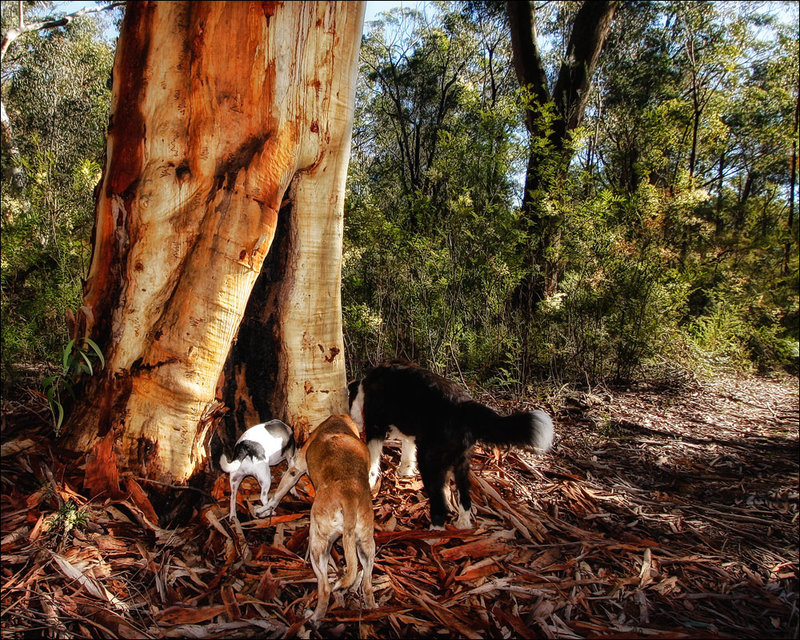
[84,428,123,499]
[106,1,155,198]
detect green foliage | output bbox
[1,4,113,390]
[344,4,527,380]
[342,1,798,387]
[1,1,797,403]
[43,336,104,434]
[45,499,90,540]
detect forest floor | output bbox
[1,372,798,639]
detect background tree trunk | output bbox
[60,1,364,488]
[507,0,618,306]
[785,80,798,275]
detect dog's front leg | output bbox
[452,457,474,529]
[397,434,418,477]
[256,462,305,518]
[366,438,383,489]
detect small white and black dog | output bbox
[349,361,554,529]
[219,420,296,520]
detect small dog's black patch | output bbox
[233,439,266,462]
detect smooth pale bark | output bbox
[62,1,364,485]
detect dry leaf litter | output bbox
[1,374,797,638]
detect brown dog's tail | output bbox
[332,502,359,592]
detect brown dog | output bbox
[256,414,376,622]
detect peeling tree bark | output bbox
[61,1,364,486]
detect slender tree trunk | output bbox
[716,148,725,234]
[60,1,364,488]
[785,84,799,275]
[506,0,618,308]
[689,99,700,179]
[687,43,700,180]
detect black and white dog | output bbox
[348,361,554,529]
[219,420,296,520]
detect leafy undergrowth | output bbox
[1,374,797,638]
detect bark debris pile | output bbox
[1,374,797,638]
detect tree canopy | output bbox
[342,0,798,388]
[2,0,798,404]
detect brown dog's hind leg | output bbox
[308,521,333,622]
[356,529,376,609]
[333,505,359,592]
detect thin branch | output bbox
[1,1,125,64]
[0,1,124,188]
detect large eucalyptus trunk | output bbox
[61,1,364,487]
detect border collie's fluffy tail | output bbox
[464,402,554,452]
